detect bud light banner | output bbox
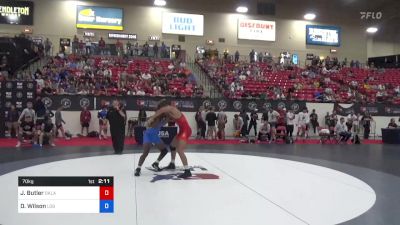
[76,5,123,31]
[162,12,204,36]
[0,1,34,25]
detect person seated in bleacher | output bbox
[335,117,352,143]
[16,115,37,148]
[387,118,398,128]
[38,117,56,147]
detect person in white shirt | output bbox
[286,109,295,137]
[142,73,151,81]
[267,108,280,141]
[233,114,244,138]
[297,108,310,139]
[336,117,351,142]
[85,38,91,55]
[136,88,145,96]
[230,82,236,93]
[258,121,271,141]
[167,63,174,70]
[347,112,358,132]
[19,102,35,123]
[153,85,161,96]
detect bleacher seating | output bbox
[197,59,400,104]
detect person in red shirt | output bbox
[99,37,106,55]
[80,106,91,136]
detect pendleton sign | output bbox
[0,1,34,25]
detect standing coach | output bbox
[107,100,127,154]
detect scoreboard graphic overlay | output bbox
[18,177,114,213]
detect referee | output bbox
[107,100,127,154]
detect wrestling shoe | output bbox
[152,162,162,171]
[178,169,192,178]
[164,162,176,170]
[134,168,141,176]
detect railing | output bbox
[186,56,222,99]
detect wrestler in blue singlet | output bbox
[143,120,165,145]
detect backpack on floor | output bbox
[88,131,99,137]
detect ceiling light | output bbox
[154,0,166,6]
[236,6,248,13]
[366,27,378,33]
[304,13,316,20]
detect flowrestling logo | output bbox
[79,98,90,108]
[42,97,52,108]
[150,166,219,183]
[76,6,123,31]
[360,12,382,20]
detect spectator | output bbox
[19,102,35,123]
[39,116,56,147]
[153,42,159,57]
[79,40,85,54]
[98,105,109,139]
[361,112,373,139]
[249,49,255,63]
[142,42,149,57]
[16,115,37,148]
[205,107,217,140]
[262,109,269,123]
[217,108,227,140]
[138,107,147,126]
[234,50,239,62]
[297,108,310,139]
[387,118,398,128]
[239,110,249,137]
[346,112,357,132]
[72,35,79,54]
[55,106,68,140]
[233,114,243,137]
[258,121,271,141]
[99,37,106,55]
[248,110,259,136]
[80,106,91,136]
[267,108,280,141]
[5,105,20,138]
[195,106,206,139]
[134,42,139,55]
[85,37,91,55]
[161,42,167,58]
[116,39,123,56]
[336,117,352,142]
[44,38,52,56]
[126,41,132,56]
[310,109,319,134]
[286,109,295,137]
